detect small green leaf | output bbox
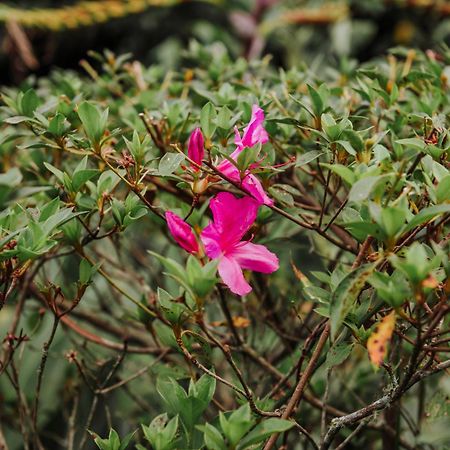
[199,423,227,450]
[321,163,355,185]
[307,84,324,117]
[78,101,106,145]
[436,175,450,203]
[158,153,185,176]
[72,169,98,192]
[200,102,217,139]
[295,150,323,167]
[21,89,40,117]
[48,113,67,137]
[44,162,65,183]
[405,204,450,233]
[348,175,390,203]
[237,418,294,449]
[325,343,353,368]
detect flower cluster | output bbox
[165,106,279,296]
[186,104,273,206]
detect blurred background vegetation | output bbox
[0,2,450,450]
[1,0,450,85]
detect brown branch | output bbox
[263,323,330,450]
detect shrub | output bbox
[0,45,449,449]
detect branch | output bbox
[320,359,450,449]
[263,323,330,450]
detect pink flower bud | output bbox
[165,211,199,254]
[187,127,204,170]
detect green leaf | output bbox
[321,113,340,141]
[295,150,324,167]
[325,343,353,368]
[157,288,187,324]
[404,204,450,233]
[72,169,98,192]
[48,113,66,137]
[216,105,232,130]
[93,428,121,450]
[436,175,450,203]
[329,264,375,340]
[348,175,390,203]
[237,418,294,449]
[79,259,99,285]
[379,206,407,239]
[199,423,227,450]
[221,404,254,446]
[158,153,185,176]
[119,430,137,450]
[21,89,40,117]
[0,168,23,187]
[395,137,426,151]
[341,130,364,153]
[237,145,260,171]
[43,162,65,183]
[39,198,60,222]
[189,374,216,409]
[321,163,355,185]
[156,377,188,415]
[200,102,217,139]
[142,414,178,450]
[307,84,324,116]
[78,101,106,145]
[336,140,356,156]
[148,251,187,284]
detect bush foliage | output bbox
[0,44,449,449]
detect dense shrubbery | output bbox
[0,44,449,449]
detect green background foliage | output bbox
[0,2,449,449]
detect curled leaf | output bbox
[367,311,396,367]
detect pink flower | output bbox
[165,211,199,254]
[200,192,279,296]
[217,105,273,206]
[235,104,269,152]
[187,127,204,170]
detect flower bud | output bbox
[187,127,204,170]
[192,177,209,194]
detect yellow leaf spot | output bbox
[367,311,396,367]
[210,316,250,329]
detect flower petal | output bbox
[229,242,279,273]
[165,211,199,254]
[241,173,273,206]
[208,192,259,246]
[241,104,269,148]
[218,256,252,296]
[200,223,222,259]
[216,162,272,206]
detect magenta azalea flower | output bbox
[200,192,279,296]
[235,104,269,151]
[187,127,204,170]
[165,211,199,254]
[217,104,273,206]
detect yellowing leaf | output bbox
[232,316,250,328]
[291,261,310,286]
[210,316,250,328]
[367,311,396,367]
[422,275,439,289]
